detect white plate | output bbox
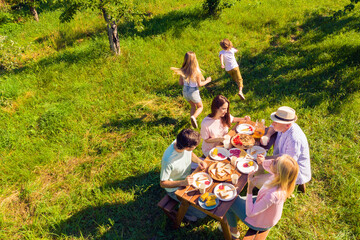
[229,148,242,158]
[236,124,255,135]
[192,172,213,189]
[237,159,259,174]
[214,183,237,201]
[247,146,267,159]
[209,147,230,161]
[198,193,219,210]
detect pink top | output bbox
[200,115,234,156]
[245,160,287,229]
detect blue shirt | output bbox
[273,123,311,184]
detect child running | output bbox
[171,51,211,128]
[219,39,245,100]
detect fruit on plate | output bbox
[249,161,254,166]
[232,135,243,145]
[205,199,217,207]
[212,148,218,157]
[200,192,209,201]
[217,153,225,158]
[206,194,217,201]
[205,181,210,185]
[243,163,249,168]
[219,185,224,190]
[231,133,255,149]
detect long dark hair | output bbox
[208,95,231,127]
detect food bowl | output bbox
[231,133,255,149]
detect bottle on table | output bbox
[253,119,265,139]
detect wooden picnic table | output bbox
[174,121,276,240]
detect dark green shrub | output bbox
[203,0,241,16]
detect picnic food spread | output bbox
[242,161,254,168]
[211,148,226,159]
[200,192,218,207]
[193,173,212,188]
[214,183,237,201]
[247,146,267,158]
[208,162,234,181]
[231,133,255,149]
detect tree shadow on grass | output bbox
[239,11,360,113]
[119,7,208,39]
[51,171,222,239]
[102,113,189,138]
[34,24,105,51]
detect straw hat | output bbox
[270,106,297,124]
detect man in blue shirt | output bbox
[259,106,311,193]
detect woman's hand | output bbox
[244,115,251,121]
[257,154,265,165]
[199,161,207,170]
[247,171,256,194]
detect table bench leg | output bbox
[175,200,190,228]
[220,218,233,240]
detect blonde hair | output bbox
[171,51,204,83]
[220,39,233,50]
[266,154,299,198]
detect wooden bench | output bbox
[242,228,270,240]
[157,194,179,224]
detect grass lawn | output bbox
[0,0,359,239]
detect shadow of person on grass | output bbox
[51,171,221,239]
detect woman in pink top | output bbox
[225,154,299,237]
[200,95,250,156]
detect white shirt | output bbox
[219,48,239,71]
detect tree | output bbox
[203,0,241,17]
[56,0,144,55]
[4,0,45,21]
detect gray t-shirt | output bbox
[160,141,192,192]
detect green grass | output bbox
[0,0,359,239]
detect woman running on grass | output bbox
[171,51,211,129]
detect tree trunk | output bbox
[29,6,39,22]
[108,21,120,55]
[101,7,120,55]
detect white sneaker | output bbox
[190,116,198,128]
[218,224,240,238]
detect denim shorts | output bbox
[183,86,201,103]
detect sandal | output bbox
[190,116,198,128]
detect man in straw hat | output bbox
[256,106,311,193]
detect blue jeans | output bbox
[226,196,271,231]
[167,191,207,219]
[183,86,201,103]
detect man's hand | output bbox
[221,64,225,69]
[184,175,194,186]
[244,115,251,121]
[199,161,207,170]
